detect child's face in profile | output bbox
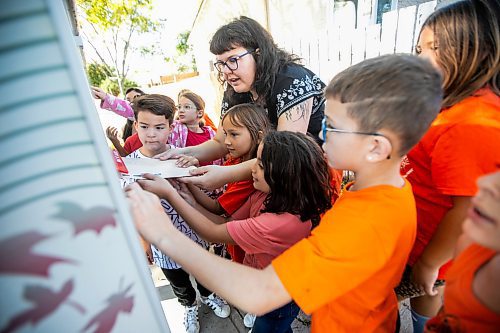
[222,116,253,160]
[321,98,365,170]
[134,110,171,157]
[251,143,270,193]
[177,96,201,126]
[463,171,500,251]
[416,27,441,73]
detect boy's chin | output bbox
[142,145,168,157]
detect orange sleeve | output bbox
[203,114,217,132]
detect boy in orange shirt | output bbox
[125,54,443,333]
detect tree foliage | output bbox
[77,0,159,95]
[86,62,113,86]
[163,30,197,74]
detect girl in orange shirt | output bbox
[425,170,500,333]
[399,1,500,331]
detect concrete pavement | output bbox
[151,265,413,333]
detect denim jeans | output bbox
[252,301,300,333]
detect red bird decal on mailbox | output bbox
[0,279,84,333]
[0,231,73,277]
[81,283,134,333]
[52,202,117,236]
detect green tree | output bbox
[77,0,159,95]
[165,30,197,74]
[101,77,139,96]
[86,62,113,86]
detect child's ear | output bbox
[197,109,204,119]
[133,121,138,132]
[366,136,392,162]
[257,130,264,142]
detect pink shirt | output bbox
[227,191,312,269]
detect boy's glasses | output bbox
[213,49,254,73]
[321,118,387,140]
[177,104,196,111]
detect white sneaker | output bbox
[184,304,200,333]
[243,313,256,328]
[200,293,231,318]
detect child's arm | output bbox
[106,126,129,157]
[91,86,134,119]
[125,183,292,315]
[185,183,224,214]
[137,174,232,243]
[411,196,471,295]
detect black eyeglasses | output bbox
[213,49,254,73]
[321,118,387,140]
[321,118,392,159]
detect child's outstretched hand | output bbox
[176,154,199,168]
[136,173,175,199]
[106,126,120,144]
[91,86,107,100]
[172,180,197,207]
[125,183,173,245]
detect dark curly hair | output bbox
[209,16,301,106]
[260,131,332,227]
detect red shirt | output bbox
[218,157,256,215]
[402,88,500,276]
[186,128,212,166]
[218,157,255,263]
[123,133,142,154]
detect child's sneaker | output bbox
[200,293,231,318]
[243,313,256,328]
[184,304,200,333]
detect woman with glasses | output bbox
[160,16,327,191]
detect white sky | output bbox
[80,0,201,85]
[127,0,201,84]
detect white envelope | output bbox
[122,158,196,179]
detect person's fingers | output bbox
[424,283,438,296]
[125,182,141,193]
[189,166,209,176]
[141,173,158,180]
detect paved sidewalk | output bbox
[151,265,413,333]
[150,265,311,333]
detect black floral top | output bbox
[221,63,325,142]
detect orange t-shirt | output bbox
[402,88,500,276]
[425,244,500,333]
[272,180,417,333]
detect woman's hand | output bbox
[125,183,173,245]
[136,173,175,199]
